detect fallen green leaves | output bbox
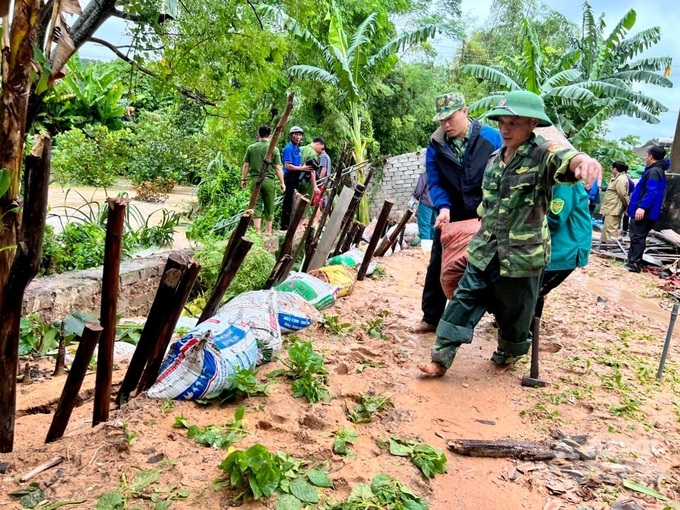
[333,428,359,456]
[388,437,447,479]
[320,314,353,337]
[173,406,248,449]
[274,340,331,403]
[346,392,394,424]
[326,473,428,510]
[10,483,85,509]
[96,468,189,509]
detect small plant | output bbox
[333,428,359,456]
[19,314,61,356]
[224,366,271,400]
[326,473,428,510]
[388,437,448,479]
[356,361,382,373]
[216,444,331,505]
[320,314,353,336]
[346,392,394,424]
[173,406,248,449]
[369,265,387,280]
[96,468,190,509]
[361,310,389,340]
[122,423,138,445]
[159,399,174,414]
[277,340,331,403]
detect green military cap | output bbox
[486,90,552,127]
[432,92,466,122]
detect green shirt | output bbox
[301,145,319,165]
[243,140,282,179]
[467,134,581,278]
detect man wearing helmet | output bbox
[280,125,312,231]
[419,90,602,377]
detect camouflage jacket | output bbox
[467,134,581,277]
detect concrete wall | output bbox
[23,249,193,324]
[370,151,426,220]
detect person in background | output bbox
[599,161,630,241]
[626,146,668,273]
[410,171,437,241]
[587,178,600,217]
[621,173,636,236]
[241,125,285,236]
[410,91,502,334]
[534,182,591,320]
[280,126,311,231]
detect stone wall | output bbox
[370,150,426,220]
[23,249,193,323]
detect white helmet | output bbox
[289,125,304,135]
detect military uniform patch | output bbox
[547,143,564,153]
[550,198,565,215]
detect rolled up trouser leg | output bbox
[491,274,541,364]
[431,263,491,369]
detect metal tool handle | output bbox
[530,317,540,379]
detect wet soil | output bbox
[1,248,680,509]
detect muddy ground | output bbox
[1,247,680,509]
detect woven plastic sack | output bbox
[310,265,357,298]
[275,272,338,310]
[276,291,319,333]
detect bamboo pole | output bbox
[198,237,254,323]
[116,253,191,406]
[375,209,413,257]
[248,93,295,210]
[45,323,103,443]
[137,259,201,392]
[357,200,393,281]
[93,198,128,426]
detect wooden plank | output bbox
[307,186,356,271]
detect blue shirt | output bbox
[282,142,301,175]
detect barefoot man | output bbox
[420,90,602,376]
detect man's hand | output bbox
[280,181,286,193]
[434,208,450,229]
[241,178,248,190]
[572,155,602,191]
[635,207,645,221]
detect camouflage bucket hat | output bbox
[486,90,552,127]
[432,92,466,122]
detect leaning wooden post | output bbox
[332,184,366,257]
[93,198,128,426]
[263,255,292,290]
[46,323,103,443]
[0,135,52,452]
[198,237,254,323]
[340,221,361,253]
[264,194,309,286]
[116,253,191,406]
[137,259,201,392]
[248,93,295,210]
[353,223,366,247]
[375,209,413,257]
[215,211,252,278]
[357,200,393,281]
[289,178,331,277]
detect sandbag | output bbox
[217,290,281,363]
[326,246,376,275]
[310,265,357,298]
[148,317,258,400]
[276,291,319,333]
[275,272,338,310]
[440,218,479,299]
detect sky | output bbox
[79,0,678,144]
[452,0,680,143]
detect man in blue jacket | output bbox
[411,92,502,333]
[626,146,668,273]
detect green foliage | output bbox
[19,314,60,356]
[320,314,353,336]
[388,437,448,479]
[218,366,271,401]
[333,428,359,456]
[346,392,394,423]
[51,125,131,187]
[96,468,189,509]
[10,482,86,508]
[326,473,429,510]
[279,340,331,403]
[173,406,248,449]
[361,310,389,339]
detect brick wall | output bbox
[370,150,426,220]
[23,249,193,323]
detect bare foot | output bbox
[418,363,447,377]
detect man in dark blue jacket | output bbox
[411,92,502,333]
[626,145,668,273]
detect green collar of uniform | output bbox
[515,134,537,157]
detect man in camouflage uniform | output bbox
[419,90,601,376]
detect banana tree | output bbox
[263,5,441,223]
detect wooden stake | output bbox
[262,254,292,290]
[290,174,332,275]
[352,223,366,247]
[198,237,254,323]
[340,221,361,254]
[307,186,356,271]
[215,211,252,280]
[93,197,128,426]
[375,209,413,257]
[357,200,393,280]
[332,184,365,257]
[248,93,295,210]
[138,259,201,392]
[0,135,52,452]
[46,323,102,443]
[116,253,191,407]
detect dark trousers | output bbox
[421,228,447,325]
[534,269,574,318]
[622,214,630,233]
[280,172,299,230]
[627,217,655,265]
[432,258,540,369]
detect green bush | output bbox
[51,125,131,187]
